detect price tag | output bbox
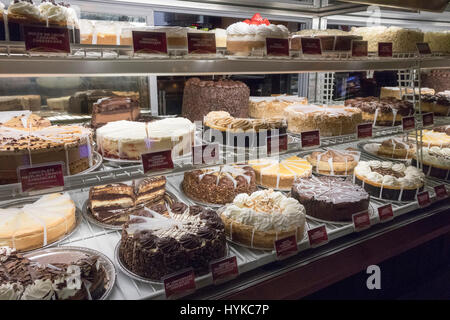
[301,130,320,148]
[352,211,371,231]
[274,234,298,260]
[266,38,289,56]
[141,150,173,174]
[132,31,167,54]
[434,185,448,200]
[317,36,335,51]
[378,42,393,57]
[377,204,394,222]
[210,256,239,285]
[422,113,434,127]
[334,36,353,51]
[352,40,368,57]
[163,269,196,300]
[417,191,431,208]
[18,162,65,194]
[402,116,416,131]
[357,123,373,139]
[308,225,328,248]
[267,134,288,155]
[301,38,322,55]
[416,43,432,55]
[187,33,216,54]
[192,144,219,165]
[24,25,70,53]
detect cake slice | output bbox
[91,96,140,128]
[89,183,135,222]
[135,176,166,206]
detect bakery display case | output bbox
[0,0,450,300]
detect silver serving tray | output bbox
[82,191,178,230]
[114,240,229,285]
[357,141,412,163]
[24,246,116,300]
[0,196,82,253]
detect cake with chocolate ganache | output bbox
[354,160,425,201]
[182,77,250,122]
[182,165,257,205]
[0,247,107,300]
[345,97,414,126]
[291,176,369,222]
[220,189,306,250]
[119,202,226,280]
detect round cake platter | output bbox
[179,182,223,209]
[357,141,412,163]
[102,156,142,165]
[24,246,116,300]
[0,197,83,254]
[82,191,178,230]
[114,240,230,285]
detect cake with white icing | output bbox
[182,165,257,205]
[249,95,308,119]
[249,156,312,190]
[96,118,195,161]
[226,13,289,56]
[220,189,306,249]
[354,160,424,201]
[284,104,362,136]
[412,146,450,181]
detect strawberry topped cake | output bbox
[226,13,289,56]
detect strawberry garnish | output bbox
[243,19,251,24]
[262,18,270,26]
[251,13,263,22]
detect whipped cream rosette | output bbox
[412,146,450,181]
[39,0,67,27]
[219,189,306,250]
[354,160,425,201]
[7,0,44,41]
[226,13,289,56]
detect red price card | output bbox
[132,31,167,54]
[318,36,335,51]
[434,185,448,200]
[24,25,70,53]
[301,130,320,148]
[192,144,219,165]
[266,38,289,56]
[378,42,393,57]
[18,162,65,194]
[274,235,298,260]
[416,43,432,55]
[163,269,196,300]
[402,116,416,131]
[378,204,394,222]
[352,211,371,231]
[267,134,288,155]
[308,225,328,248]
[357,123,373,139]
[417,191,431,208]
[141,150,174,174]
[301,38,322,55]
[422,112,434,127]
[210,256,239,285]
[352,40,368,57]
[187,33,216,54]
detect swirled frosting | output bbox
[8,0,41,20]
[226,13,289,40]
[39,1,67,23]
[222,189,305,232]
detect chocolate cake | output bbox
[0,247,107,300]
[88,177,167,225]
[182,77,250,122]
[291,176,369,222]
[182,165,257,205]
[345,97,414,126]
[119,202,226,280]
[91,97,140,129]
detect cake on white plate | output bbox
[249,95,308,119]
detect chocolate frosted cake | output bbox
[0,247,107,300]
[119,203,226,280]
[91,97,140,128]
[182,77,250,122]
[88,176,168,225]
[291,176,369,222]
[345,97,414,126]
[182,165,257,205]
